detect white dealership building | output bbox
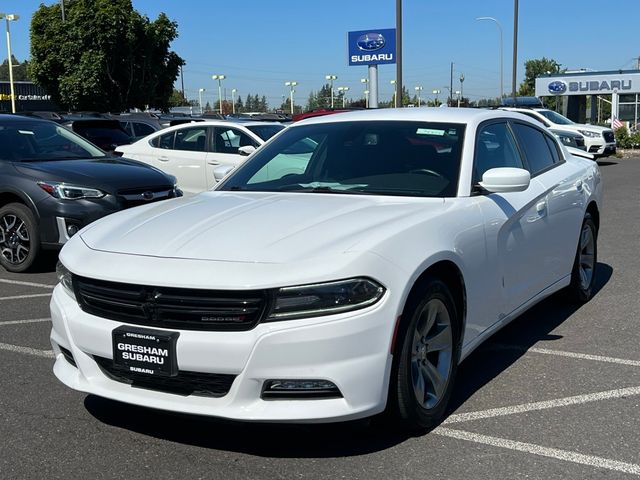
[535,69,640,126]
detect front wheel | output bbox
[0,203,40,273]
[566,213,598,303]
[386,276,461,430]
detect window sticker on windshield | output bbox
[18,130,35,135]
[416,128,445,136]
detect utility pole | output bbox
[395,0,402,108]
[449,62,454,107]
[60,0,65,22]
[512,0,519,104]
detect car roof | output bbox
[289,107,530,127]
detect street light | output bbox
[361,78,369,108]
[0,13,19,114]
[414,86,423,107]
[231,88,237,114]
[459,73,465,107]
[198,88,205,115]
[285,81,298,115]
[390,79,397,107]
[337,86,350,108]
[211,74,226,114]
[432,89,441,105]
[476,16,503,101]
[325,74,337,108]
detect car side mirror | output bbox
[213,165,235,182]
[479,167,530,193]
[238,145,256,156]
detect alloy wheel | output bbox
[410,298,454,409]
[0,214,30,265]
[578,224,595,290]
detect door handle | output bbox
[575,180,583,191]
[207,160,221,165]
[536,201,547,214]
[158,156,169,162]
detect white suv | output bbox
[502,107,616,157]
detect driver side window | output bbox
[473,122,524,185]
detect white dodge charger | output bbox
[51,108,602,429]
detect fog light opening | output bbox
[58,345,77,368]
[261,379,342,400]
[66,224,79,237]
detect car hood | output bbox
[561,124,612,134]
[15,158,173,192]
[80,191,444,263]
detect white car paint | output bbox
[115,121,284,195]
[51,108,602,423]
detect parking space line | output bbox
[0,342,54,358]
[491,343,640,367]
[0,278,55,289]
[0,318,51,326]
[0,293,52,301]
[434,427,640,476]
[444,385,640,424]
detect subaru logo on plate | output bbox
[356,33,386,52]
[142,191,155,201]
[548,81,567,94]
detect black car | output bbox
[0,115,181,272]
[62,118,133,152]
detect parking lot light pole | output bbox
[285,81,297,115]
[459,73,465,107]
[0,13,19,114]
[432,89,440,105]
[360,78,369,108]
[325,75,337,108]
[231,88,237,114]
[414,86,423,107]
[337,87,349,108]
[476,16,503,101]
[211,74,226,114]
[390,80,397,107]
[198,88,205,115]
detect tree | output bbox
[519,57,561,97]
[236,95,244,113]
[168,88,187,107]
[29,0,184,112]
[0,56,31,81]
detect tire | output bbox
[385,276,461,431]
[0,203,40,273]
[566,213,598,303]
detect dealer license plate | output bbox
[112,326,179,377]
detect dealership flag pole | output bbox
[395,0,402,108]
[512,0,519,104]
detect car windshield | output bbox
[246,124,285,141]
[538,110,574,125]
[218,121,465,197]
[0,120,106,162]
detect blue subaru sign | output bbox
[348,28,396,66]
[548,80,567,94]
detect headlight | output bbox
[56,261,76,300]
[577,130,602,138]
[557,135,574,145]
[266,278,385,321]
[38,181,105,200]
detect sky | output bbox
[3,0,640,108]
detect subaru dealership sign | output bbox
[348,29,396,66]
[535,72,640,96]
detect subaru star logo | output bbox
[356,33,385,52]
[548,81,567,94]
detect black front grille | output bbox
[73,275,269,331]
[603,131,615,143]
[117,185,176,209]
[94,356,236,397]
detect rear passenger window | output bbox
[511,123,556,175]
[473,122,524,184]
[544,135,562,164]
[156,131,175,149]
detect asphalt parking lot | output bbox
[1,155,639,480]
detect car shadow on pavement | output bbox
[83,262,612,457]
[448,261,613,414]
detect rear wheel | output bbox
[566,213,598,303]
[0,203,40,273]
[386,276,461,430]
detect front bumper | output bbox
[585,139,616,157]
[50,284,395,423]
